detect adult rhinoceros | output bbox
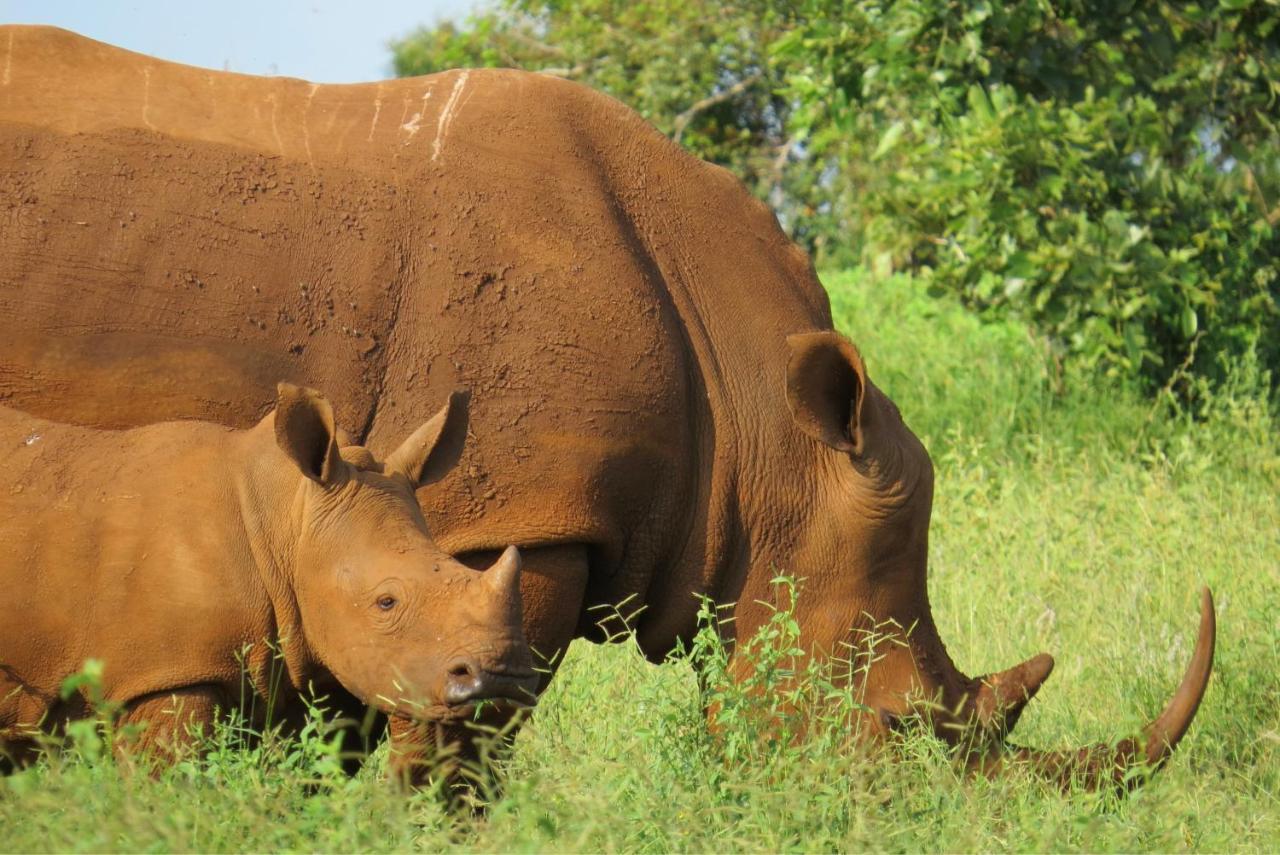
[0,26,1213,787]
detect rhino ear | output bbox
[385,390,470,488]
[274,382,345,484]
[785,331,868,454]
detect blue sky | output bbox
[4,0,479,83]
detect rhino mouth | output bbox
[444,670,539,709]
[430,693,538,724]
[380,694,538,724]
[374,668,539,722]
[419,669,541,722]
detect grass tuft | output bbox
[2,268,1275,851]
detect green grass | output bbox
[3,270,1277,852]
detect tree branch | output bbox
[535,63,589,79]
[507,29,570,59]
[671,73,763,143]
[768,134,798,204]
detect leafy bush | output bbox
[779,1,1280,396]
[391,1,1280,399]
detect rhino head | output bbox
[266,383,537,721]
[770,331,1214,788]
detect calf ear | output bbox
[275,383,344,484]
[785,331,868,454]
[385,390,470,488]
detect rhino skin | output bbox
[0,381,536,771]
[0,26,1214,787]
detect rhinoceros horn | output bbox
[484,545,523,601]
[968,651,1056,737]
[974,588,1216,789]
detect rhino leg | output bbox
[386,715,462,796]
[0,737,39,774]
[303,685,386,779]
[115,685,227,772]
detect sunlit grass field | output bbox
[2,270,1277,852]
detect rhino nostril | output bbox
[443,658,485,706]
[441,659,540,708]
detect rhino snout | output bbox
[442,656,539,707]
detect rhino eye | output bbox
[376,595,398,611]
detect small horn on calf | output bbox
[981,588,1216,790]
[484,545,523,603]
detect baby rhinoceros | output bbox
[0,383,537,770]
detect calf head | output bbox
[777,331,1214,789]
[269,383,537,720]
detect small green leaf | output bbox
[1180,305,1198,338]
[872,120,906,161]
[967,84,993,122]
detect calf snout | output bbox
[443,656,539,707]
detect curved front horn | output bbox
[990,588,1216,790]
[970,651,1056,737]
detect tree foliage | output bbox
[391,1,1280,397]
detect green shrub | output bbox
[779,1,1280,396]
[392,1,1280,399]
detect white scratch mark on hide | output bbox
[432,70,469,162]
[3,31,13,87]
[302,83,317,165]
[400,84,435,143]
[367,82,384,141]
[458,84,479,121]
[141,66,156,130]
[397,91,410,133]
[267,93,284,155]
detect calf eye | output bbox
[376,595,398,611]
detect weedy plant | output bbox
[1,268,1275,852]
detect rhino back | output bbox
[0,405,272,722]
[0,26,417,432]
[0,26,835,655]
